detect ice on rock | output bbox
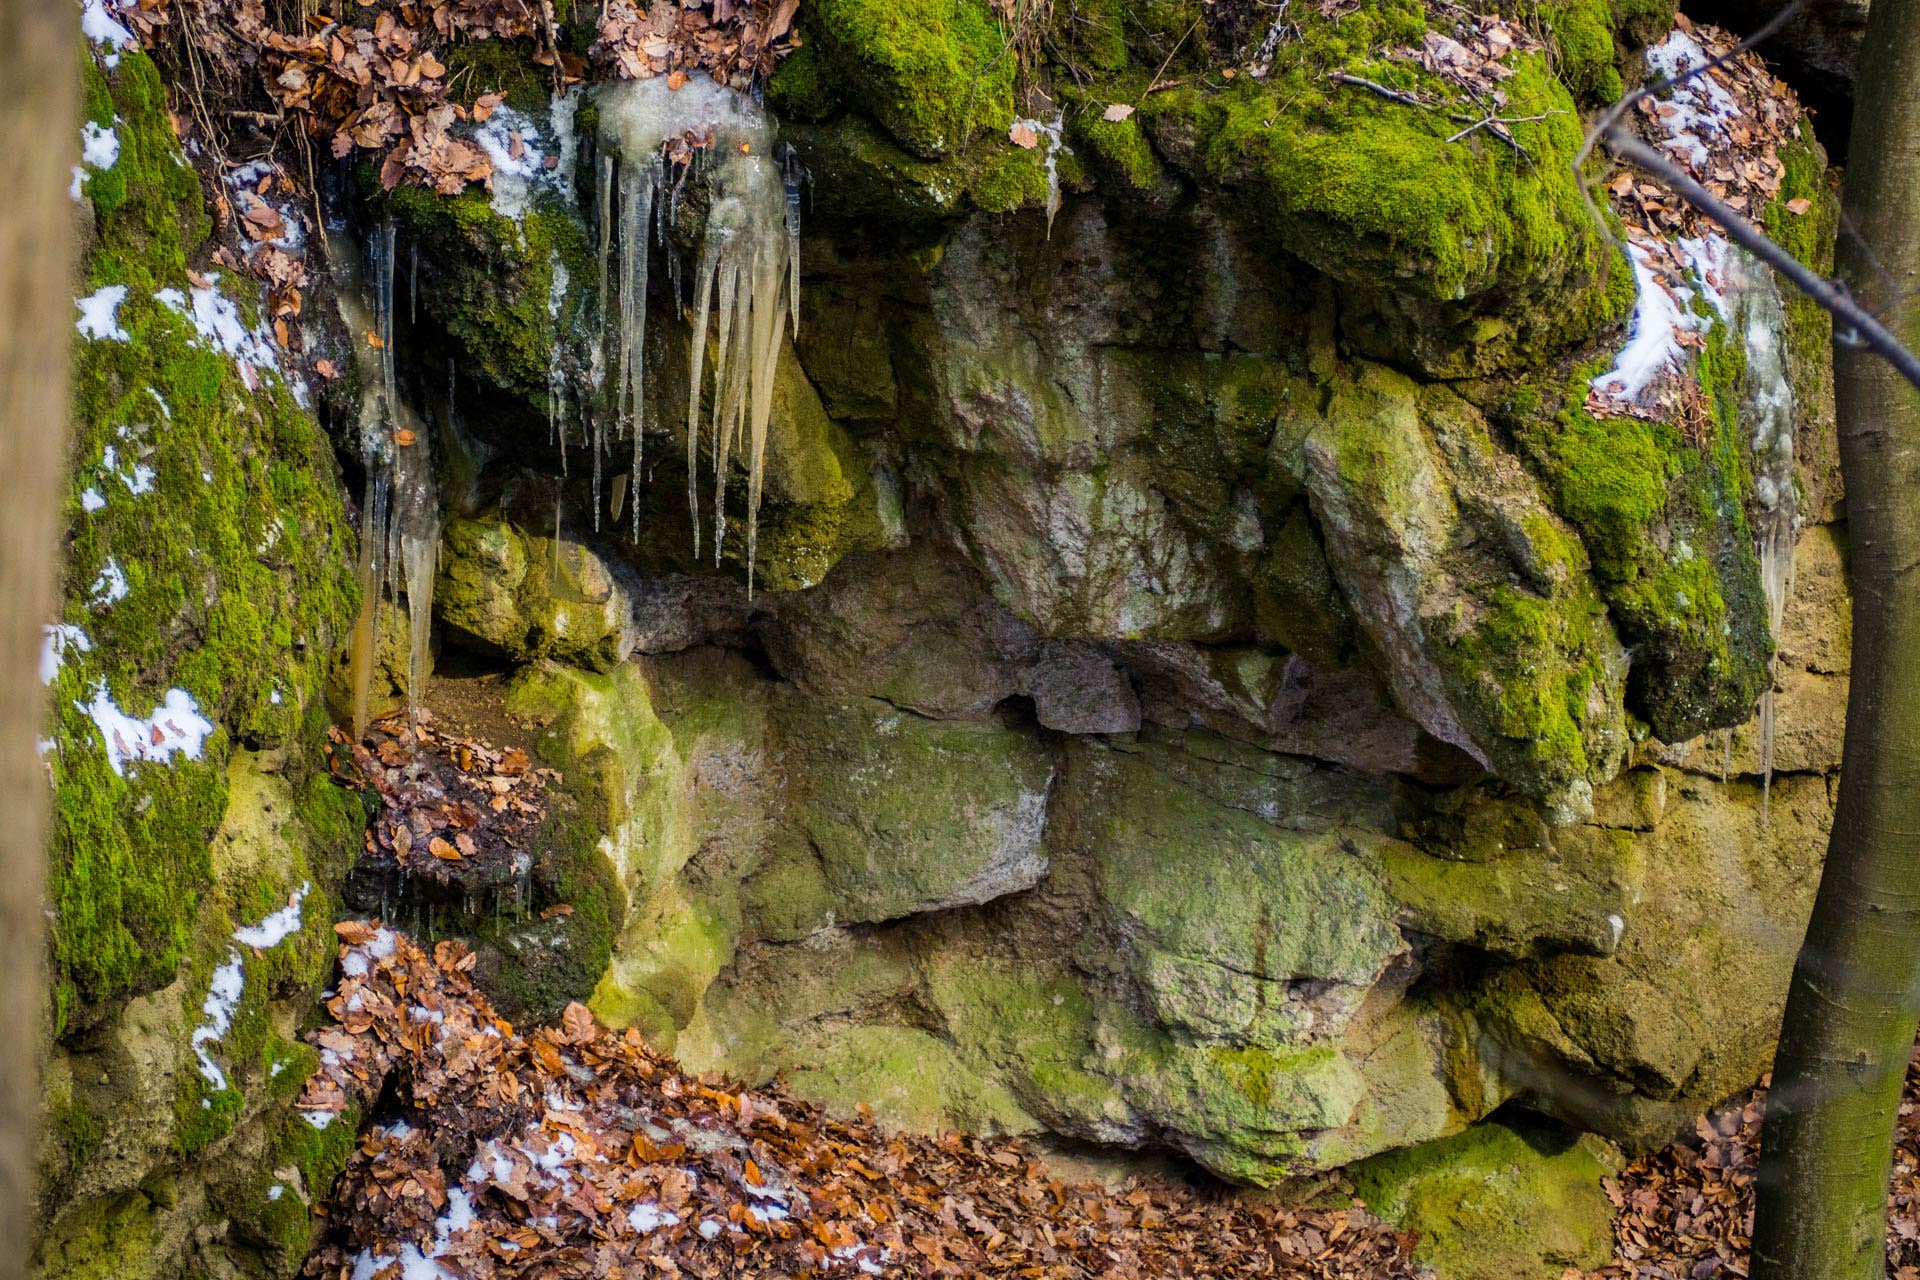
[594,73,800,589]
[1590,240,1702,404]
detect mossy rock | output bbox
[55,51,357,1030]
[1504,361,1771,742]
[1352,1115,1615,1280]
[1141,42,1628,376]
[776,697,1055,924]
[1074,741,1403,1045]
[804,0,1016,159]
[436,517,635,671]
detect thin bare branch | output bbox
[1605,130,1920,395]
[1329,71,1540,157]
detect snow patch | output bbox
[155,279,280,374]
[76,682,213,776]
[1590,240,1701,403]
[75,286,130,342]
[234,881,310,948]
[42,624,92,684]
[82,120,120,170]
[81,0,136,50]
[90,559,128,606]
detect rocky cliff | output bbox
[38,1,1849,1277]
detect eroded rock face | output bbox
[398,35,1843,1189]
[49,7,1856,1269]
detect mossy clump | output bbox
[53,50,357,1032]
[1161,46,1622,374]
[375,179,596,416]
[1507,365,1771,741]
[1352,1115,1615,1280]
[805,0,1017,159]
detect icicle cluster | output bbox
[593,73,800,592]
[336,219,440,740]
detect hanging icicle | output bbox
[594,72,800,593]
[334,219,439,741]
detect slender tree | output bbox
[0,0,76,1275]
[1751,2,1920,1274]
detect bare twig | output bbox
[1605,130,1920,394]
[1330,71,1423,110]
[1446,110,1560,145]
[1132,14,1202,108]
[1330,72,1542,157]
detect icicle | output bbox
[348,471,384,741]
[595,73,798,581]
[782,144,803,337]
[684,229,727,561]
[409,238,418,325]
[616,156,659,539]
[1013,113,1070,238]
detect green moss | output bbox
[1506,361,1770,740]
[376,180,594,414]
[806,0,1016,158]
[1442,583,1615,784]
[51,50,356,1031]
[1352,1116,1615,1280]
[1539,0,1626,103]
[765,43,842,121]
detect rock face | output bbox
[37,44,362,1280]
[42,3,1856,1278]
[377,0,1846,1201]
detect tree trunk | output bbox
[0,2,75,1276]
[1751,2,1920,1276]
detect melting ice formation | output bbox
[1592,29,1803,812]
[592,73,802,588]
[191,881,312,1093]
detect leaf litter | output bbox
[1576,1040,1920,1280]
[299,926,1426,1279]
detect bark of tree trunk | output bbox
[1751,2,1920,1276]
[0,2,76,1276]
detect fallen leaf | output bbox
[1101,103,1135,123]
[1009,122,1039,149]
